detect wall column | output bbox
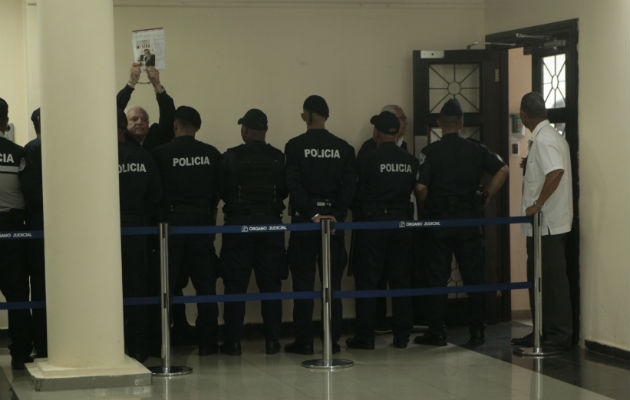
[26,0,150,390]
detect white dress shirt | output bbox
[521,120,573,237]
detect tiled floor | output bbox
[1,322,627,400]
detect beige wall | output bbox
[486,0,630,350]
[0,0,29,145]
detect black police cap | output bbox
[175,106,202,129]
[117,108,127,130]
[440,98,463,117]
[31,108,40,124]
[370,111,400,135]
[303,95,329,118]
[0,97,7,119]
[238,108,268,130]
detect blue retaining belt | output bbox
[0,282,530,309]
[0,216,532,239]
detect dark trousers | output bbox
[354,228,413,342]
[221,216,285,343]
[424,227,485,337]
[527,233,573,345]
[168,212,218,348]
[288,229,347,345]
[349,230,388,330]
[26,213,46,356]
[121,226,149,355]
[0,211,32,360]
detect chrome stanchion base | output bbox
[301,359,354,370]
[513,346,563,358]
[149,365,193,377]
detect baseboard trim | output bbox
[585,340,630,362]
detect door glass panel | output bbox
[542,54,566,108]
[429,64,480,113]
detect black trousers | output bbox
[167,212,218,347]
[424,227,485,337]
[121,218,149,355]
[527,233,572,345]
[26,213,46,356]
[354,228,413,342]
[288,228,347,345]
[0,211,32,360]
[221,216,285,343]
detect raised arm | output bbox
[116,64,141,110]
[147,67,175,144]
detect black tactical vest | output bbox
[230,144,281,215]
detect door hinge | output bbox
[495,68,500,82]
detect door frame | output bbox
[486,19,580,342]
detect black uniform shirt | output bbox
[0,137,25,211]
[116,85,176,150]
[357,137,407,160]
[357,142,419,213]
[418,133,505,199]
[151,135,221,212]
[285,129,357,221]
[118,141,162,220]
[20,137,43,216]
[220,141,287,218]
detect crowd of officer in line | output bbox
[0,64,574,369]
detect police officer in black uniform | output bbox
[0,97,33,369]
[19,107,47,359]
[219,109,287,356]
[346,111,420,350]
[151,106,221,355]
[117,109,162,362]
[414,99,508,347]
[284,95,357,355]
[354,104,409,333]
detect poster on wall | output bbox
[131,27,166,70]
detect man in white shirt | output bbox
[512,92,573,351]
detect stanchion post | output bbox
[532,211,543,352]
[515,211,560,357]
[302,218,353,370]
[321,218,333,367]
[149,222,192,376]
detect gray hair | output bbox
[381,104,402,115]
[520,92,547,118]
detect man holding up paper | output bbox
[116,64,175,150]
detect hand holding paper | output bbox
[146,67,164,93]
[128,64,141,87]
